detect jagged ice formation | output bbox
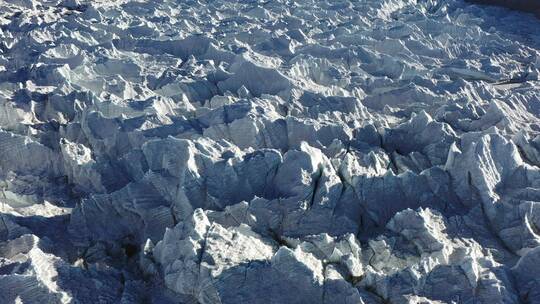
[1,0,540,303]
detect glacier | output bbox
[1,0,540,303]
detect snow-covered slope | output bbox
[1,0,540,303]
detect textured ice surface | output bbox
[1,0,540,303]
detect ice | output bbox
[0,0,540,303]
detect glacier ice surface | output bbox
[1,0,540,303]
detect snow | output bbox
[0,0,540,303]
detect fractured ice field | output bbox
[1,0,540,303]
